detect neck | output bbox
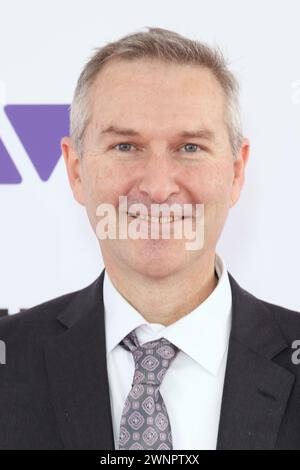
[103,252,219,327]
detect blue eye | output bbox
[115,143,133,152]
[182,144,201,152]
[113,142,202,154]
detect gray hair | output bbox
[70,27,244,160]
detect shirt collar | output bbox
[103,252,232,376]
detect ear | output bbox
[230,137,250,208]
[61,136,86,206]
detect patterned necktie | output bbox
[119,329,179,450]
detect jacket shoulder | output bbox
[228,271,300,343]
[260,298,300,341]
[0,285,85,343]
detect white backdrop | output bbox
[0,0,299,314]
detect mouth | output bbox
[126,212,187,223]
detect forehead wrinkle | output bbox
[99,124,216,142]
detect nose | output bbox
[138,153,180,203]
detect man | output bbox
[1,27,300,450]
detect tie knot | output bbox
[120,329,179,386]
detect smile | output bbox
[126,212,185,223]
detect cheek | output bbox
[184,162,232,203]
[84,162,132,210]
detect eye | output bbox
[114,143,134,152]
[181,143,202,153]
[112,142,203,154]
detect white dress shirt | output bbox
[103,252,232,450]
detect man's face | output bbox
[62,58,249,279]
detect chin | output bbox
[131,256,185,280]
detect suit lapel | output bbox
[43,270,115,450]
[43,268,296,450]
[217,273,295,450]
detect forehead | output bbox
[89,58,227,133]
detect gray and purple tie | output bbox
[118,329,179,450]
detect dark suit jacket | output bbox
[1,269,300,450]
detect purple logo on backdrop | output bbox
[0,104,69,183]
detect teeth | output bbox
[127,213,183,223]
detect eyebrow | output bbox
[99,125,216,141]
